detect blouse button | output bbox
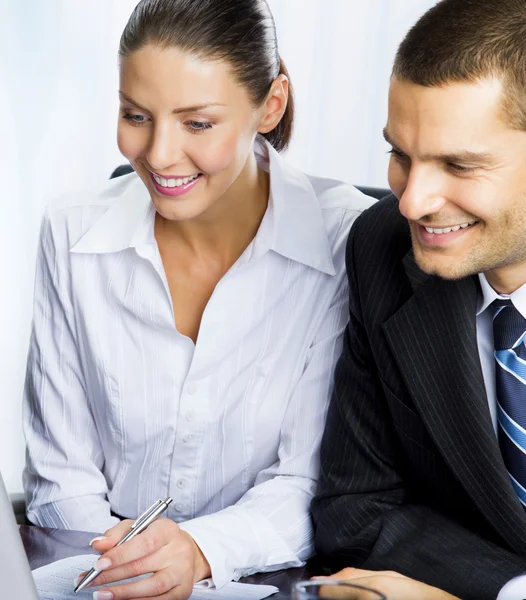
[176,479,186,489]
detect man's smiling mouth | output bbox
[422,220,478,235]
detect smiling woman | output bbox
[21,1,374,600]
[116,43,281,230]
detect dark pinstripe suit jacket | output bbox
[312,195,526,600]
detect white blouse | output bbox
[23,138,374,587]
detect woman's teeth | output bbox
[153,173,200,188]
[424,221,476,234]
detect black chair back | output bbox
[110,164,134,179]
[355,185,391,200]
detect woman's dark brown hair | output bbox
[119,0,294,151]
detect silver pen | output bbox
[74,497,173,593]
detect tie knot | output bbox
[491,299,526,351]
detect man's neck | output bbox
[485,263,526,295]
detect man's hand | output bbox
[78,518,211,600]
[314,568,461,600]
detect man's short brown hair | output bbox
[393,0,526,130]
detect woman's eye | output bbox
[122,113,149,126]
[187,121,213,132]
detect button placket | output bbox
[170,375,206,514]
[186,382,197,395]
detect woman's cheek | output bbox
[197,131,249,175]
[201,148,234,176]
[117,126,143,162]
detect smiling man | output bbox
[312,1,526,599]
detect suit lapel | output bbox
[382,250,526,552]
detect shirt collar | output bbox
[70,174,154,254]
[251,137,335,275]
[477,272,526,320]
[71,137,335,275]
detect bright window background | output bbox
[1,0,435,494]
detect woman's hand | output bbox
[79,518,211,600]
[314,568,461,600]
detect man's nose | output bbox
[398,167,447,222]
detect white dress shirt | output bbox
[477,273,526,433]
[23,138,374,587]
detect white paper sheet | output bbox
[32,554,279,600]
[33,554,98,599]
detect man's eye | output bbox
[388,148,410,163]
[447,163,474,174]
[388,148,407,159]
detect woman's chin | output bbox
[152,200,207,223]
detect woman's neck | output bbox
[154,152,269,270]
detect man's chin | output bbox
[413,249,475,281]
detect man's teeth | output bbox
[424,222,475,234]
[153,173,199,188]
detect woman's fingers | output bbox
[91,520,135,552]
[93,567,192,600]
[82,519,202,600]
[94,519,176,572]
[83,546,170,588]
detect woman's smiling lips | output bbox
[149,171,203,197]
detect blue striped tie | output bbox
[493,299,526,507]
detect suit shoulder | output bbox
[346,196,414,325]
[350,194,411,262]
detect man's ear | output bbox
[258,74,289,135]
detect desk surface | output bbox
[20,525,316,599]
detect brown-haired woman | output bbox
[23,1,373,598]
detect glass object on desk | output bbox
[292,580,387,600]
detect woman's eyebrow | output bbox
[119,91,225,114]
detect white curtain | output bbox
[268,0,437,185]
[1,0,435,493]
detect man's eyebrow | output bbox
[438,150,500,166]
[383,128,409,156]
[119,91,225,114]
[382,127,499,166]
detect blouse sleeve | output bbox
[23,209,119,533]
